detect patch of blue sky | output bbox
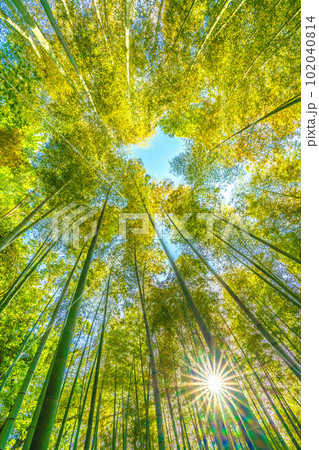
[129,127,185,185]
[128,128,187,259]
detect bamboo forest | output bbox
[0,0,301,448]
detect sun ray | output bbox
[182,348,242,433]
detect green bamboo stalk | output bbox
[203,397,223,450]
[226,245,301,335]
[1,231,51,301]
[223,415,237,450]
[0,7,40,57]
[61,285,102,395]
[59,0,75,38]
[164,382,180,450]
[138,335,146,395]
[225,400,255,450]
[267,367,301,406]
[58,299,88,400]
[213,402,231,450]
[244,372,288,449]
[210,230,300,304]
[83,271,112,450]
[54,295,104,449]
[163,403,173,449]
[193,403,209,450]
[92,390,103,449]
[138,341,148,448]
[251,295,300,357]
[210,0,247,44]
[22,315,67,450]
[114,403,120,448]
[253,374,300,449]
[134,250,166,449]
[0,182,68,251]
[102,0,114,50]
[124,0,130,85]
[30,197,108,449]
[111,370,117,450]
[242,388,277,449]
[153,0,165,50]
[192,95,301,192]
[72,352,98,449]
[134,358,143,448]
[181,412,191,450]
[92,0,108,47]
[266,369,300,430]
[188,405,202,448]
[210,212,301,265]
[0,249,83,449]
[263,370,300,438]
[13,206,56,243]
[0,239,57,314]
[121,387,125,447]
[145,361,151,450]
[167,0,196,55]
[68,411,78,450]
[68,344,92,450]
[124,367,133,450]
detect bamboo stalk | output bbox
[30,197,108,449]
[134,249,166,449]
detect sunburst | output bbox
[183,351,241,416]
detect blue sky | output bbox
[130,128,184,259]
[129,127,236,204]
[130,128,185,184]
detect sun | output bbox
[183,352,240,414]
[207,374,222,394]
